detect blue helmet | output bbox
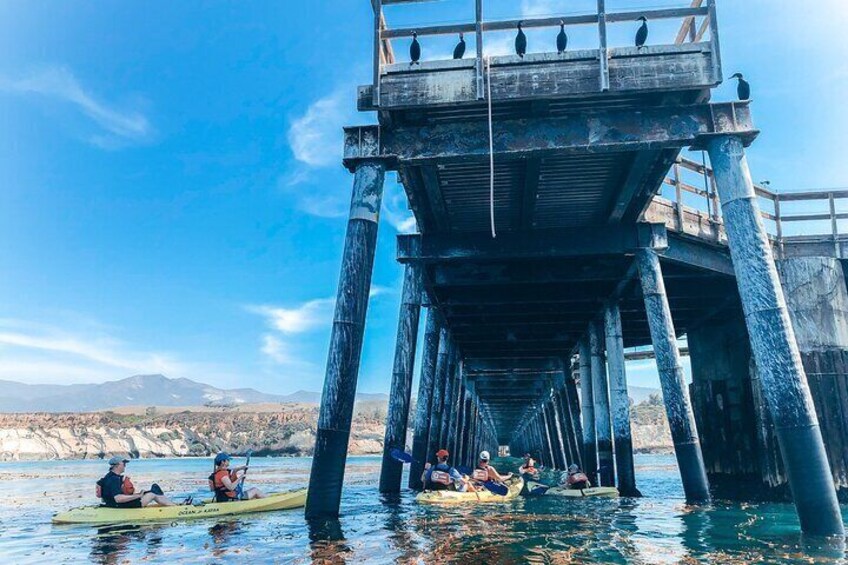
[214,452,231,465]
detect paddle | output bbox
[389,448,415,464]
[235,450,252,500]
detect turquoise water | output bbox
[0,454,846,563]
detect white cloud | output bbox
[0,66,153,148]
[249,298,335,335]
[287,90,352,168]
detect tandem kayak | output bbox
[544,485,619,498]
[416,476,524,505]
[52,489,308,525]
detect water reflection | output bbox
[307,518,351,564]
[90,524,163,565]
[208,521,242,558]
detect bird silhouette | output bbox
[557,21,568,54]
[410,32,421,65]
[731,73,750,100]
[635,16,648,49]
[453,32,466,60]
[515,21,527,58]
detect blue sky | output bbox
[0,1,846,394]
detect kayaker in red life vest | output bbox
[421,449,474,492]
[472,451,513,485]
[208,453,267,502]
[564,463,592,490]
[96,456,176,508]
[518,453,540,481]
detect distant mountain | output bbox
[0,375,388,413]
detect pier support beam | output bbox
[409,311,441,490]
[637,248,711,504]
[579,338,598,483]
[306,160,387,519]
[566,372,584,468]
[707,134,843,535]
[380,265,423,493]
[605,302,640,496]
[426,328,452,462]
[590,321,615,487]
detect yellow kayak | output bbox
[52,489,307,525]
[545,485,619,498]
[416,476,524,505]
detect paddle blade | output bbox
[484,481,509,496]
[389,448,414,464]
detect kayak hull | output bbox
[52,489,308,525]
[416,477,524,505]
[545,485,619,498]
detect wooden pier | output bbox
[305,0,846,536]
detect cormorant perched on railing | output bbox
[731,73,751,101]
[635,16,648,49]
[515,21,527,58]
[410,32,421,65]
[453,32,466,60]
[557,21,568,54]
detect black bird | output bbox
[515,21,527,58]
[557,21,568,54]
[410,32,421,65]
[453,32,466,60]
[635,16,648,49]
[731,72,751,100]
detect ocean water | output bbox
[0,454,845,564]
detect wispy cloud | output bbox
[0,318,194,385]
[287,90,350,168]
[0,66,154,148]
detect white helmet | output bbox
[480,450,491,461]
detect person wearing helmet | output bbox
[518,453,540,481]
[208,453,267,502]
[471,450,512,486]
[96,456,176,508]
[421,449,473,492]
[563,463,591,490]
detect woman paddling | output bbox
[209,452,267,502]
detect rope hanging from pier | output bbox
[486,56,496,239]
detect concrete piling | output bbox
[605,302,639,496]
[637,247,711,504]
[590,321,615,487]
[306,160,386,519]
[409,311,442,490]
[707,134,843,535]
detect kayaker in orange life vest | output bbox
[518,453,540,481]
[421,448,474,492]
[471,450,513,485]
[209,453,267,502]
[564,463,592,490]
[96,456,176,508]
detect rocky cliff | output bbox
[0,399,671,461]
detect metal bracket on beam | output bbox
[691,102,758,150]
[343,125,397,172]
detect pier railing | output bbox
[369,0,720,106]
[655,155,848,256]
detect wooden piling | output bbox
[637,247,711,504]
[707,134,843,535]
[605,302,639,496]
[409,311,442,490]
[579,338,598,482]
[590,321,615,487]
[306,160,386,519]
[426,327,451,462]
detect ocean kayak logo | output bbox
[177,506,222,517]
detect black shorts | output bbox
[113,499,143,509]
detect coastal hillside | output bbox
[0,397,671,461]
[0,375,388,413]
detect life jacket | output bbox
[428,464,454,491]
[472,468,489,482]
[568,472,589,485]
[209,469,239,501]
[95,476,133,498]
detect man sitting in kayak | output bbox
[518,453,540,481]
[209,452,267,502]
[472,450,512,486]
[96,456,176,508]
[563,463,592,490]
[421,449,474,492]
